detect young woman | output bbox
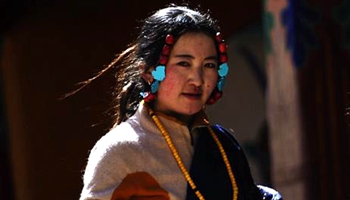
[79,4,282,200]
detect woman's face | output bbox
[153,32,218,123]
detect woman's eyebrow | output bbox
[205,55,217,61]
[174,54,194,59]
[174,54,217,60]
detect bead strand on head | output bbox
[141,34,174,102]
[206,32,229,105]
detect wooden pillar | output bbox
[264,0,350,199]
[264,0,309,199]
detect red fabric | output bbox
[110,172,170,200]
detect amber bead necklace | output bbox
[148,108,238,200]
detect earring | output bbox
[206,89,223,105]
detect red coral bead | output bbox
[165,34,174,45]
[219,43,227,53]
[213,91,223,100]
[216,32,222,42]
[144,93,156,102]
[220,54,228,63]
[159,55,168,65]
[162,45,170,55]
[206,91,223,105]
[206,98,215,105]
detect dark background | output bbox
[1,0,349,199]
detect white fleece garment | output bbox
[80,102,209,200]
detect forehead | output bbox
[171,32,217,54]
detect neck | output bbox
[146,102,194,125]
[161,111,193,125]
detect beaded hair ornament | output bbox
[141,32,229,104]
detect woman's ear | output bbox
[141,71,154,84]
[139,63,154,84]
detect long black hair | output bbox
[65,4,222,126]
[111,5,222,126]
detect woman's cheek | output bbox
[162,70,177,96]
[206,73,218,89]
[206,84,216,95]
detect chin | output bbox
[183,107,203,115]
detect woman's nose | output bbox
[188,68,203,86]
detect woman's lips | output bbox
[182,93,202,100]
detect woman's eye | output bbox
[205,63,217,69]
[177,61,190,67]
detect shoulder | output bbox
[83,121,143,179]
[87,121,142,165]
[81,121,144,198]
[90,122,137,155]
